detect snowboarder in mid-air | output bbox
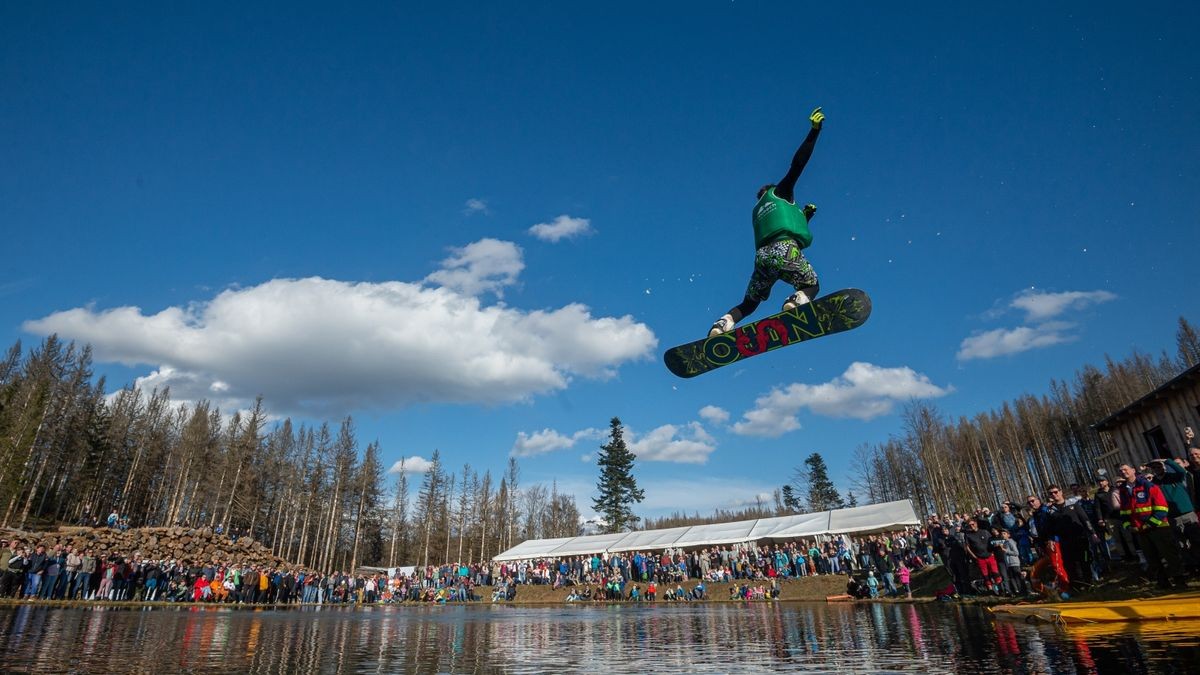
[709,106,825,337]
[662,106,868,378]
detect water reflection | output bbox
[1,602,1196,673]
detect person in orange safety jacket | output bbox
[1117,463,1185,588]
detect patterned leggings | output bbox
[728,239,819,318]
[745,238,819,301]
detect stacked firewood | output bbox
[0,526,289,567]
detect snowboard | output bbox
[663,288,872,378]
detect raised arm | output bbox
[774,107,824,203]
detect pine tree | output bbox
[348,440,384,572]
[415,449,445,567]
[592,417,645,533]
[388,459,411,566]
[803,452,844,512]
[846,490,859,507]
[781,484,802,512]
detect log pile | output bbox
[0,526,290,568]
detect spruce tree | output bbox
[592,417,645,533]
[803,452,845,512]
[781,484,802,512]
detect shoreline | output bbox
[3,564,1186,611]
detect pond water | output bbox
[1,602,1197,673]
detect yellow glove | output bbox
[810,107,825,129]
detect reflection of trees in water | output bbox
[2,604,1200,673]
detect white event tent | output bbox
[493,499,920,562]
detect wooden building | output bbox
[1093,362,1200,469]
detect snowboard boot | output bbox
[709,314,736,337]
[782,290,812,312]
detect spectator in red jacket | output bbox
[1118,463,1185,588]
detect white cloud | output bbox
[463,198,490,216]
[511,427,603,458]
[698,405,729,425]
[628,422,716,464]
[1010,290,1116,322]
[24,241,657,416]
[726,492,775,509]
[387,456,433,474]
[962,289,1116,361]
[423,238,523,298]
[520,421,717,464]
[732,362,952,437]
[957,322,1075,360]
[528,215,593,243]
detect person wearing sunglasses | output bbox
[1046,485,1100,589]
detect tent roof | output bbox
[606,526,693,553]
[492,499,920,562]
[548,532,630,557]
[827,500,920,535]
[492,536,574,562]
[755,511,830,540]
[671,519,757,548]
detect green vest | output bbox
[752,187,811,249]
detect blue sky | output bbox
[3,2,1198,518]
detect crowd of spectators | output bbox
[925,429,1200,597]
[489,531,931,603]
[0,531,933,606]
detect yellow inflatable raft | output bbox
[992,592,1200,624]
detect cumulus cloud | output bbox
[731,362,952,437]
[423,238,523,298]
[959,289,1115,361]
[957,322,1075,360]
[628,422,716,464]
[387,456,433,474]
[1010,290,1116,322]
[463,198,490,216]
[528,215,593,243]
[511,427,603,457]
[23,240,657,416]
[698,405,730,425]
[555,420,719,464]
